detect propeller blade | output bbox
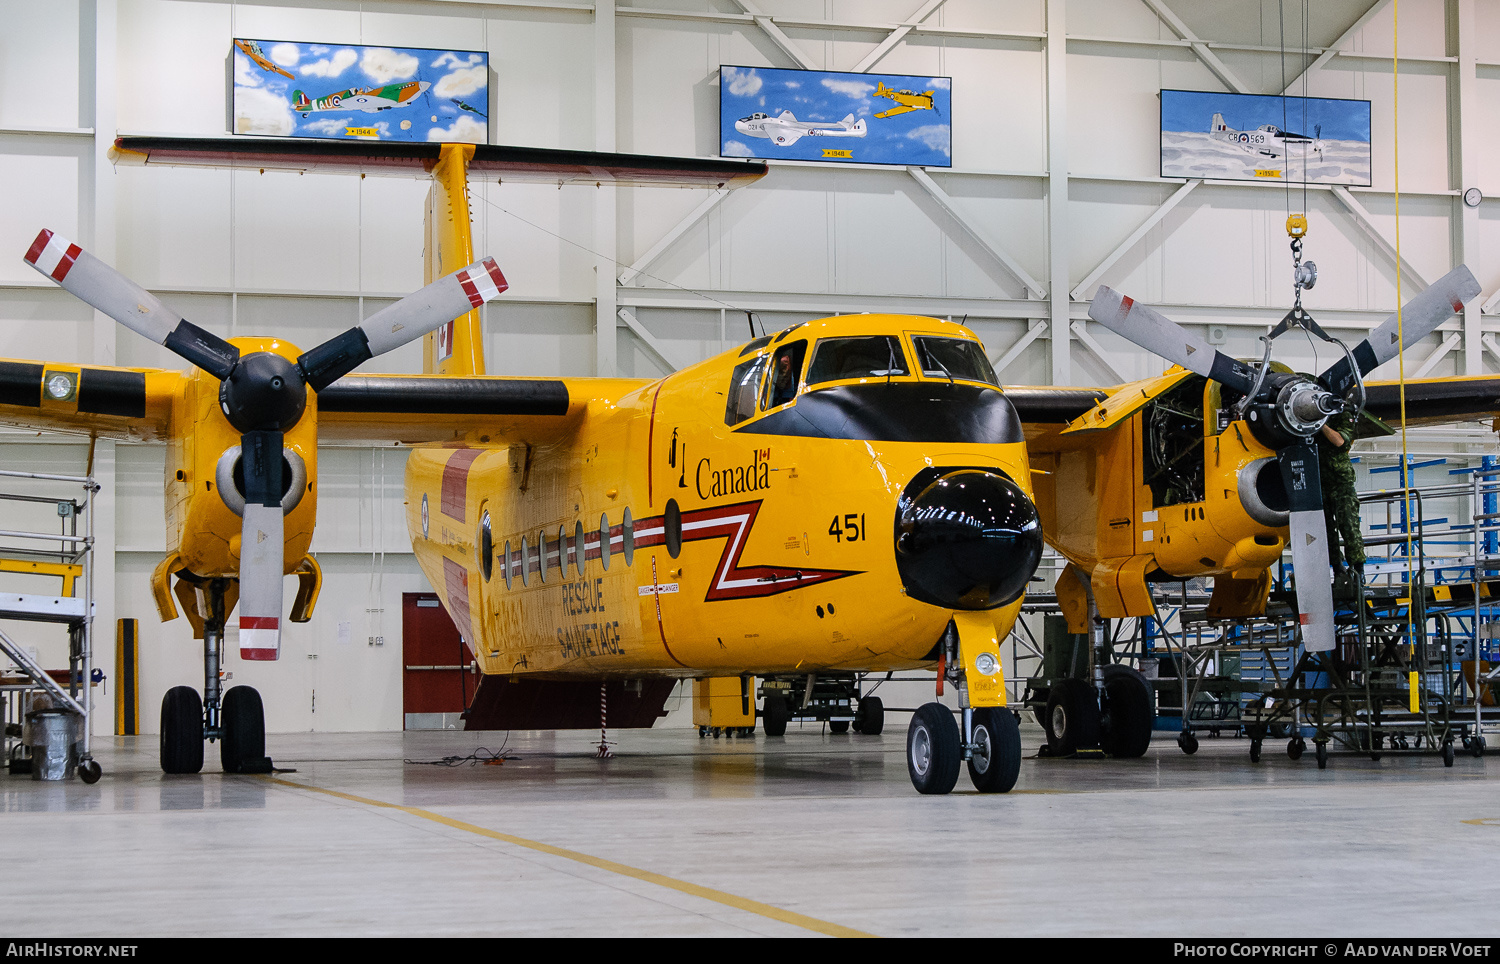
[1088,287,1258,395]
[1277,441,1336,652]
[298,257,509,391]
[23,229,240,379]
[237,430,284,661]
[1321,264,1481,396]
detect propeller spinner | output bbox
[1087,265,1479,652]
[25,228,509,659]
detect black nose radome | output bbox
[895,469,1043,610]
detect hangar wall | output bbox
[0,0,1495,734]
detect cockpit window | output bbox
[912,336,998,385]
[724,354,770,426]
[806,336,909,386]
[761,340,807,410]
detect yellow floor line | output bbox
[264,776,875,938]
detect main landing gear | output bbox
[906,616,1022,794]
[160,578,273,775]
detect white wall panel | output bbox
[947,43,1045,173]
[116,0,232,135]
[0,0,82,130]
[114,165,234,290]
[0,137,84,285]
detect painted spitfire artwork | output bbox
[720,65,951,166]
[1160,88,1371,185]
[232,39,488,143]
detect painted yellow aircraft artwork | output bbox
[873,81,936,119]
[12,134,1498,796]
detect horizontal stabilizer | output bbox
[112,136,767,189]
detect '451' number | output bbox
[829,513,865,543]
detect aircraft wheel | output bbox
[762,694,789,737]
[221,685,271,774]
[1099,665,1153,758]
[967,707,1021,793]
[828,720,849,734]
[160,686,204,775]
[853,695,884,735]
[906,702,960,795]
[77,759,102,784]
[1288,738,1306,761]
[1045,678,1100,755]
[1178,731,1198,755]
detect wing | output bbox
[315,373,654,444]
[1003,385,1108,448]
[0,359,175,441]
[1361,374,1500,430]
[112,136,767,190]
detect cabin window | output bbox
[622,507,635,565]
[573,521,585,574]
[664,499,682,559]
[478,510,493,582]
[806,335,909,385]
[519,536,530,587]
[503,540,512,590]
[725,354,770,426]
[599,512,611,570]
[536,529,548,582]
[761,340,807,410]
[912,336,998,385]
[556,525,569,577]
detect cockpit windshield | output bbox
[805,335,909,385]
[912,337,998,385]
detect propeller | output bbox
[1087,267,1478,652]
[25,228,508,659]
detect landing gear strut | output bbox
[159,578,271,775]
[905,616,1021,794]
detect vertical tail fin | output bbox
[422,143,487,376]
[292,90,311,111]
[1211,112,1227,132]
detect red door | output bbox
[402,592,472,730]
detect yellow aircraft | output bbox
[873,81,936,119]
[12,134,1496,795]
[1014,269,1485,755]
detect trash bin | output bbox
[24,708,81,781]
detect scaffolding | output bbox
[0,468,100,782]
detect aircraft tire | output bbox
[1099,665,1153,758]
[1044,678,1100,755]
[967,707,1021,793]
[762,694,789,737]
[907,702,960,795]
[221,685,271,774]
[854,695,884,735]
[160,686,204,775]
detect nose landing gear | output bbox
[906,614,1021,794]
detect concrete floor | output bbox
[6,722,1500,937]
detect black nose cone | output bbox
[895,469,1043,610]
